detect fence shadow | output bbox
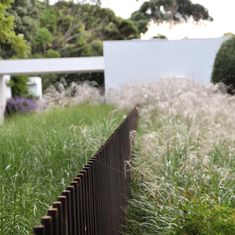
[33,107,138,235]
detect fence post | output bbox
[71,180,79,234]
[66,185,77,235]
[62,190,72,235]
[41,216,53,235]
[58,196,68,235]
[48,208,59,235]
[53,202,63,235]
[33,225,45,235]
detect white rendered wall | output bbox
[4,75,12,99]
[103,38,226,89]
[0,76,4,123]
[28,77,42,99]
[0,75,11,123]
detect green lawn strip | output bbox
[0,104,124,235]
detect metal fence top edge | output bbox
[91,106,138,159]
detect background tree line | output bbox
[0,0,211,93]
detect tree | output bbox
[10,0,39,44]
[37,1,140,89]
[38,1,140,57]
[211,36,235,94]
[153,33,167,39]
[34,27,53,54]
[0,0,30,58]
[131,0,212,33]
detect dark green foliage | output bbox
[33,1,140,90]
[46,49,61,58]
[49,2,140,57]
[40,8,57,33]
[9,76,29,97]
[153,33,167,39]
[4,0,140,60]
[118,20,139,39]
[0,0,30,58]
[0,1,29,98]
[34,27,53,54]
[131,0,212,33]
[212,36,235,94]
[10,0,39,43]
[174,199,235,235]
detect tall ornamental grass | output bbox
[0,104,124,235]
[108,77,235,234]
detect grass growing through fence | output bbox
[0,104,124,235]
[108,78,235,235]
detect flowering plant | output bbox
[5,97,37,116]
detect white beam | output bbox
[0,57,104,75]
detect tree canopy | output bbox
[0,0,30,58]
[45,1,139,57]
[0,0,212,59]
[131,0,212,33]
[212,36,235,94]
[0,0,140,60]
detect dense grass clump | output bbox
[108,77,235,235]
[0,104,124,235]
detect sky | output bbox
[49,0,235,40]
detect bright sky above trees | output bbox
[101,0,235,39]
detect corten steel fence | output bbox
[32,107,138,235]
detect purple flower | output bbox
[5,97,37,116]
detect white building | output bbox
[103,37,226,89]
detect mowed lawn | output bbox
[0,104,124,235]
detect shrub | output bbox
[46,49,61,58]
[5,97,37,116]
[212,36,235,93]
[8,76,29,97]
[175,199,235,234]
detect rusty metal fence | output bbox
[33,107,138,235]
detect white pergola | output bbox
[0,57,104,123]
